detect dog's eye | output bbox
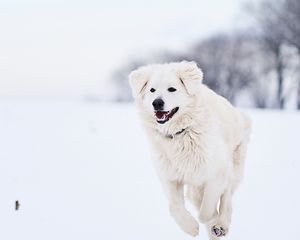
[168,87,177,92]
[150,88,156,93]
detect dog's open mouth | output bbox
[155,107,179,124]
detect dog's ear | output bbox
[178,61,203,95]
[129,66,151,98]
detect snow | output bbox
[0,101,299,240]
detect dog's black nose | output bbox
[152,98,164,110]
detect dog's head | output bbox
[129,61,203,125]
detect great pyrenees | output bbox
[129,61,251,239]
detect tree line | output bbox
[112,0,300,109]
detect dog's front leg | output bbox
[162,180,199,236]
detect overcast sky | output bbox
[0,0,247,99]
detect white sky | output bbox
[0,0,247,99]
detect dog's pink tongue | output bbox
[155,111,166,119]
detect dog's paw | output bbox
[211,224,228,237]
[177,213,199,237]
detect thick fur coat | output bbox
[129,61,251,239]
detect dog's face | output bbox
[129,61,203,125]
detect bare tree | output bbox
[190,33,263,105]
[249,0,300,109]
[280,0,300,108]
[249,0,288,108]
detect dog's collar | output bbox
[164,128,187,139]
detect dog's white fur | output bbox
[129,61,251,239]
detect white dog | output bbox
[129,61,251,239]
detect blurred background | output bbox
[1,1,300,240]
[1,0,299,109]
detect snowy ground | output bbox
[0,101,299,240]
